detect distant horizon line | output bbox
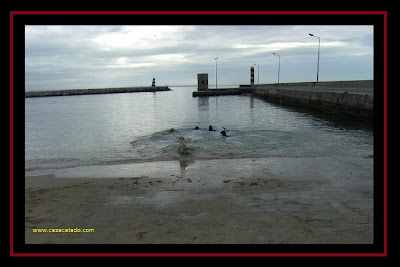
[25,79,373,92]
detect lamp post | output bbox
[254,64,259,85]
[309,34,320,82]
[272,53,280,84]
[214,57,218,89]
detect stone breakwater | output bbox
[25,86,171,98]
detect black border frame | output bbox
[10,11,388,257]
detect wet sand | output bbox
[25,156,373,244]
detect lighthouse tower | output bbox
[250,66,255,87]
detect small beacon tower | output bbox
[197,73,209,91]
[152,78,156,87]
[250,66,255,87]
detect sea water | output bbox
[25,87,373,173]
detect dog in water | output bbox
[178,136,195,154]
[163,128,175,135]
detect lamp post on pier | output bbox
[214,57,218,89]
[309,33,320,82]
[272,53,280,84]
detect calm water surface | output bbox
[25,87,373,172]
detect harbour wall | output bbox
[25,86,171,98]
[252,80,373,123]
[193,80,373,123]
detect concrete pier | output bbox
[25,86,171,98]
[253,80,373,122]
[254,80,373,94]
[192,80,373,123]
[192,88,252,97]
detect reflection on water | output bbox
[178,158,195,177]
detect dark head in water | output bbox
[221,130,227,137]
[209,125,214,131]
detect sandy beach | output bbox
[25,156,373,244]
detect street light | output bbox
[272,53,280,84]
[214,57,218,89]
[309,33,320,82]
[253,64,259,85]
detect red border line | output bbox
[10,10,387,16]
[15,253,389,257]
[11,10,387,258]
[383,10,388,257]
[10,11,14,257]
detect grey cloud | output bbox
[25,25,373,90]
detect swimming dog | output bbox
[163,128,175,135]
[178,136,195,154]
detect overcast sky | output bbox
[25,25,373,91]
